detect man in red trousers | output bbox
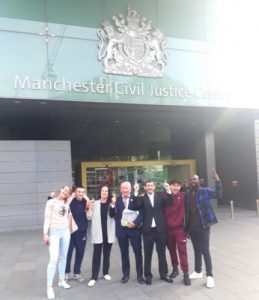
[163,180,191,286]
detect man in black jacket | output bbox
[130,180,172,285]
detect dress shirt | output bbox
[148,193,156,227]
[123,197,129,209]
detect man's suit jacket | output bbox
[130,192,166,234]
[109,195,143,238]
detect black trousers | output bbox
[143,227,168,279]
[189,226,213,276]
[91,242,112,280]
[117,234,143,278]
[65,230,87,275]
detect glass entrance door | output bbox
[81,160,196,198]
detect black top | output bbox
[101,201,109,243]
[70,198,88,232]
[189,191,202,229]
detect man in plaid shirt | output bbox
[185,171,222,289]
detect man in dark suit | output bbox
[130,180,172,285]
[109,181,145,284]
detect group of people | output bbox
[43,171,222,300]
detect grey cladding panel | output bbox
[36,151,71,162]
[0,182,37,195]
[0,141,72,232]
[0,203,38,217]
[0,141,35,151]
[0,161,36,173]
[0,193,37,205]
[0,172,36,184]
[36,140,70,151]
[0,152,36,162]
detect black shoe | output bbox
[145,277,152,285]
[121,275,129,284]
[161,275,173,283]
[137,276,145,284]
[169,267,179,279]
[183,273,191,286]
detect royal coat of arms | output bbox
[97,6,168,77]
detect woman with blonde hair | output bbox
[43,185,72,299]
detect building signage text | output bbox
[14,74,228,100]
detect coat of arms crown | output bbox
[97,6,168,78]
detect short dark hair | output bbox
[144,179,155,186]
[169,179,181,185]
[75,186,85,191]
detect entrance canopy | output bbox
[0,98,258,163]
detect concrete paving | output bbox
[0,207,259,300]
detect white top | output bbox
[148,193,156,228]
[43,198,70,234]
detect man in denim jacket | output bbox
[185,171,222,289]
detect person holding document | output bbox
[109,181,145,284]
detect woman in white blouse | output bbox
[43,186,72,299]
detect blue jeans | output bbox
[47,227,70,286]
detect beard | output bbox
[189,184,199,192]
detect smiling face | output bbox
[75,187,85,201]
[170,183,181,194]
[144,181,155,195]
[60,186,71,200]
[190,175,200,187]
[101,186,109,200]
[120,182,131,198]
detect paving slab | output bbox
[0,207,259,300]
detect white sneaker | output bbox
[189,271,203,279]
[47,287,55,299]
[206,276,215,288]
[58,280,71,289]
[104,274,111,281]
[65,273,69,281]
[74,274,84,282]
[88,279,96,287]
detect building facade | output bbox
[1,0,259,230]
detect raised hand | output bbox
[134,180,139,193]
[88,199,95,210]
[84,193,90,202]
[163,180,170,191]
[111,192,116,205]
[212,169,220,182]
